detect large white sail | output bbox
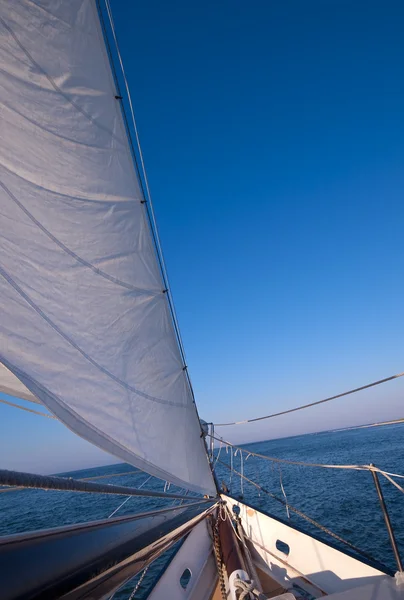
[0,0,215,495]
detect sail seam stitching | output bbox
[1,99,125,152]
[0,14,124,144]
[0,178,160,297]
[0,159,134,205]
[0,263,186,408]
[0,357,211,493]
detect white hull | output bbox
[149,495,403,600]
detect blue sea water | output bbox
[1,424,404,598]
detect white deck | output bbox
[223,495,404,600]
[326,577,404,599]
[148,497,404,600]
[148,519,217,600]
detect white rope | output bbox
[235,449,244,496]
[171,488,191,506]
[218,459,380,563]
[172,488,182,505]
[218,501,227,523]
[214,441,223,468]
[233,577,256,600]
[214,372,404,426]
[240,451,244,496]
[0,397,57,419]
[177,489,190,506]
[214,435,404,501]
[378,469,404,480]
[254,462,261,498]
[380,471,404,494]
[279,466,290,519]
[230,446,233,490]
[212,434,404,475]
[108,495,132,519]
[224,504,321,597]
[224,504,244,543]
[108,475,152,518]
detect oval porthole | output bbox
[276,539,290,555]
[180,568,192,590]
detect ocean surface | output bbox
[2,424,404,598]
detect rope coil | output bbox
[233,577,256,600]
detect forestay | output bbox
[0,0,215,495]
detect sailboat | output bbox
[1,1,404,599]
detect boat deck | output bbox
[211,567,287,599]
[256,567,289,598]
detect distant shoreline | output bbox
[329,417,404,433]
[240,417,404,448]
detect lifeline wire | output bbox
[108,475,153,518]
[103,0,190,376]
[217,459,381,566]
[211,433,404,478]
[6,388,403,479]
[279,465,290,519]
[214,371,404,426]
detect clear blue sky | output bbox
[2,0,404,473]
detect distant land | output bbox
[328,417,404,434]
[239,417,404,449]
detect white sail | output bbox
[0,0,215,496]
[0,364,40,404]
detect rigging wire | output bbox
[214,371,404,426]
[6,395,403,480]
[211,433,404,478]
[102,0,190,379]
[235,448,244,497]
[278,465,290,519]
[217,459,382,566]
[98,2,213,475]
[213,441,223,468]
[0,397,57,419]
[380,471,404,495]
[108,475,153,519]
[108,487,192,599]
